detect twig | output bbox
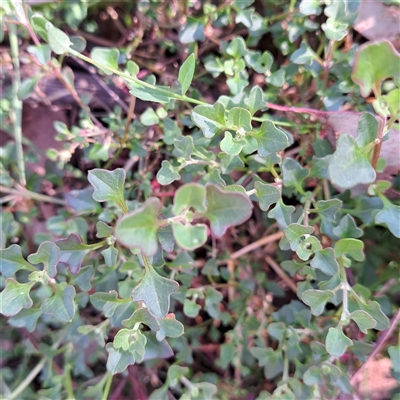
[371,116,386,171]
[265,255,298,294]
[0,184,67,206]
[8,22,26,187]
[350,309,400,386]
[230,231,283,260]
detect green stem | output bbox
[8,23,26,187]
[338,259,350,321]
[101,372,113,400]
[282,348,289,381]
[64,364,75,400]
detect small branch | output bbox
[350,309,400,386]
[371,116,386,170]
[265,255,298,294]
[0,184,67,206]
[101,373,113,400]
[230,231,283,260]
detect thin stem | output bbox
[371,117,386,170]
[282,348,289,381]
[8,22,26,187]
[265,255,298,294]
[0,184,67,205]
[101,373,113,400]
[338,259,350,321]
[64,364,75,400]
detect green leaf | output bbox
[0,244,36,278]
[284,224,314,251]
[113,328,134,351]
[96,221,113,238]
[310,248,339,276]
[252,121,289,157]
[191,102,226,138]
[316,199,342,221]
[356,113,378,147]
[122,308,160,331]
[140,107,159,126]
[268,199,295,230]
[335,238,365,262]
[328,134,376,189]
[101,246,118,267]
[171,223,207,251]
[178,53,195,95]
[227,107,252,132]
[115,198,161,256]
[90,291,126,317]
[174,136,193,161]
[352,40,400,97]
[250,347,283,379]
[18,76,42,100]
[220,131,247,156]
[88,168,126,211]
[156,314,184,341]
[46,24,72,55]
[179,17,205,44]
[301,289,334,316]
[0,278,34,316]
[325,326,353,357]
[168,365,190,386]
[332,215,363,239]
[290,41,317,64]
[359,300,389,331]
[183,299,201,318]
[65,187,102,214]
[131,258,179,319]
[226,37,247,58]
[106,343,135,374]
[282,159,309,190]
[254,182,280,211]
[90,47,119,75]
[8,308,42,332]
[245,86,265,115]
[172,183,207,215]
[296,236,322,261]
[156,161,181,185]
[129,83,176,104]
[55,233,92,275]
[202,184,253,237]
[375,197,400,238]
[41,282,75,322]
[349,310,376,334]
[28,241,60,278]
[69,265,94,291]
[388,342,400,373]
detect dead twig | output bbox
[265,255,298,294]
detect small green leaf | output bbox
[356,113,378,147]
[171,223,207,251]
[375,197,400,238]
[18,76,42,100]
[90,47,119,75]
[316,199,342,221]
[325,326,353,357]
[282,159,309,190]
[183,299,201,318]
[69,265,94,291]
[296,236,322,261]
[65,187,102,214]
[140,107,159,126]
[328,134,376,189]
[349,310,376,334]
[245,86,265,115]
[178,53,196,95]
[46,24,72,55]
[352,40,400,97]
[90,291,126,318]
[88,168,126,212]
[106,343,135,374]
[115,198,161,256]
[172,183,207,215]
[156,161,181,186]
[388,342,400,373]
[179,16,205,44]
[41,282,75,322]
[252,121,289,157]
[168,365,190,386]
[301,289,335,316]
[290,41,317,64]
[202,184,253,238]
[0,244,36,278]
[8,308,42,332]
[101,246,118,267]
[191,102,226,138]
[174,136,193,161]
[250,347,283,379]
[359,300,389,331]
[226,107,252,132]
[332,215,363,239]
[122,308,160,331]
[129,83,176,104]
[284,224,314,251]
[310,248,339,276]
[268,199,295,230]
[96,221,113,238]
[220,131,247,156]
[0,278,34,316]
[335,238,365,262]
[156,314,184,341]
[254,182,280,211]
[131,258,179,319]
[113,328,134,351]
[56,233,92,275]
[28,241,60,278]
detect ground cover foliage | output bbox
[0,1,399,399]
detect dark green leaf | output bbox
[332,215,363,239]
[254,182,280,211]
[202,184,253,237]
[250,347,283,379]
[268,199,295,230]
[115,198,161,256]
[282,159,309,190]
[388,342,400,373]
[129,83,177,104]
[174,136,193,161]
[310,248,339,276]
[131,257,179,319]
[356,113,378,147]
[252,121,289,157]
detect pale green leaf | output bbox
[171,223,207,251]
[178,53,195,95]
[172,183,207,215]
[301,289,335,316]
[326,326,353,357]
[41,282,75,322]
[0,278,34,316]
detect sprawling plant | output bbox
[1,1,399,399]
